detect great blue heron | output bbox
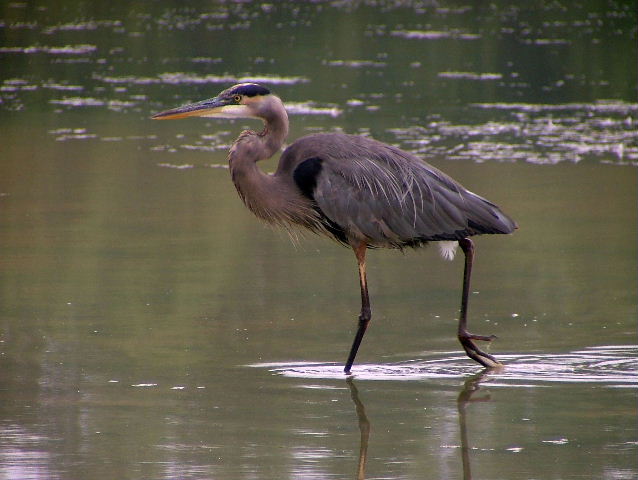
[153,83,517,374]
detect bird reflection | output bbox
[346,378,370,480]
[346,372,495,480]
[457,371,494,480]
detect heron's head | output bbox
[152,83,277,121]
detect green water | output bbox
[1,2,636,479]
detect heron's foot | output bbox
[458,330,502,369]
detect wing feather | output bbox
[283,133,516,248]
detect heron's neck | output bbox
[228,97,289,166]
[228,119,287,179]
[227,108,295,225]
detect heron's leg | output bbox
[457,238,502,368]
[344,243,371,374]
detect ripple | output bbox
[49,96,139,112]
[157,163,194,170]
[439,71,502,80]
[93,73,308,86]
[49,97,105,107]
[42,20,123,35]
[250,345,638,387]
[391,30,480,40]
[42,83,83,91]
[390,101,638,165]
[473,101,638,114]
[286,101,342,117]
[0,44,97,55]
[324,59,387,68]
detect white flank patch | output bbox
[438,241,458,261]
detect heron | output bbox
[152,83,517,374]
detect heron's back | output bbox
[278,133,517,248]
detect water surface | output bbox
[1,2,636,479]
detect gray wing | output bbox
[284,133,517,248]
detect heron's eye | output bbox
[233,95,242,103]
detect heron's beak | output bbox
[152,96,244,120]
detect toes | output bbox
[475,353,503,369]
[459,331,497,342]
[461,339,503,369]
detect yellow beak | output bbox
[152,95,236,120]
